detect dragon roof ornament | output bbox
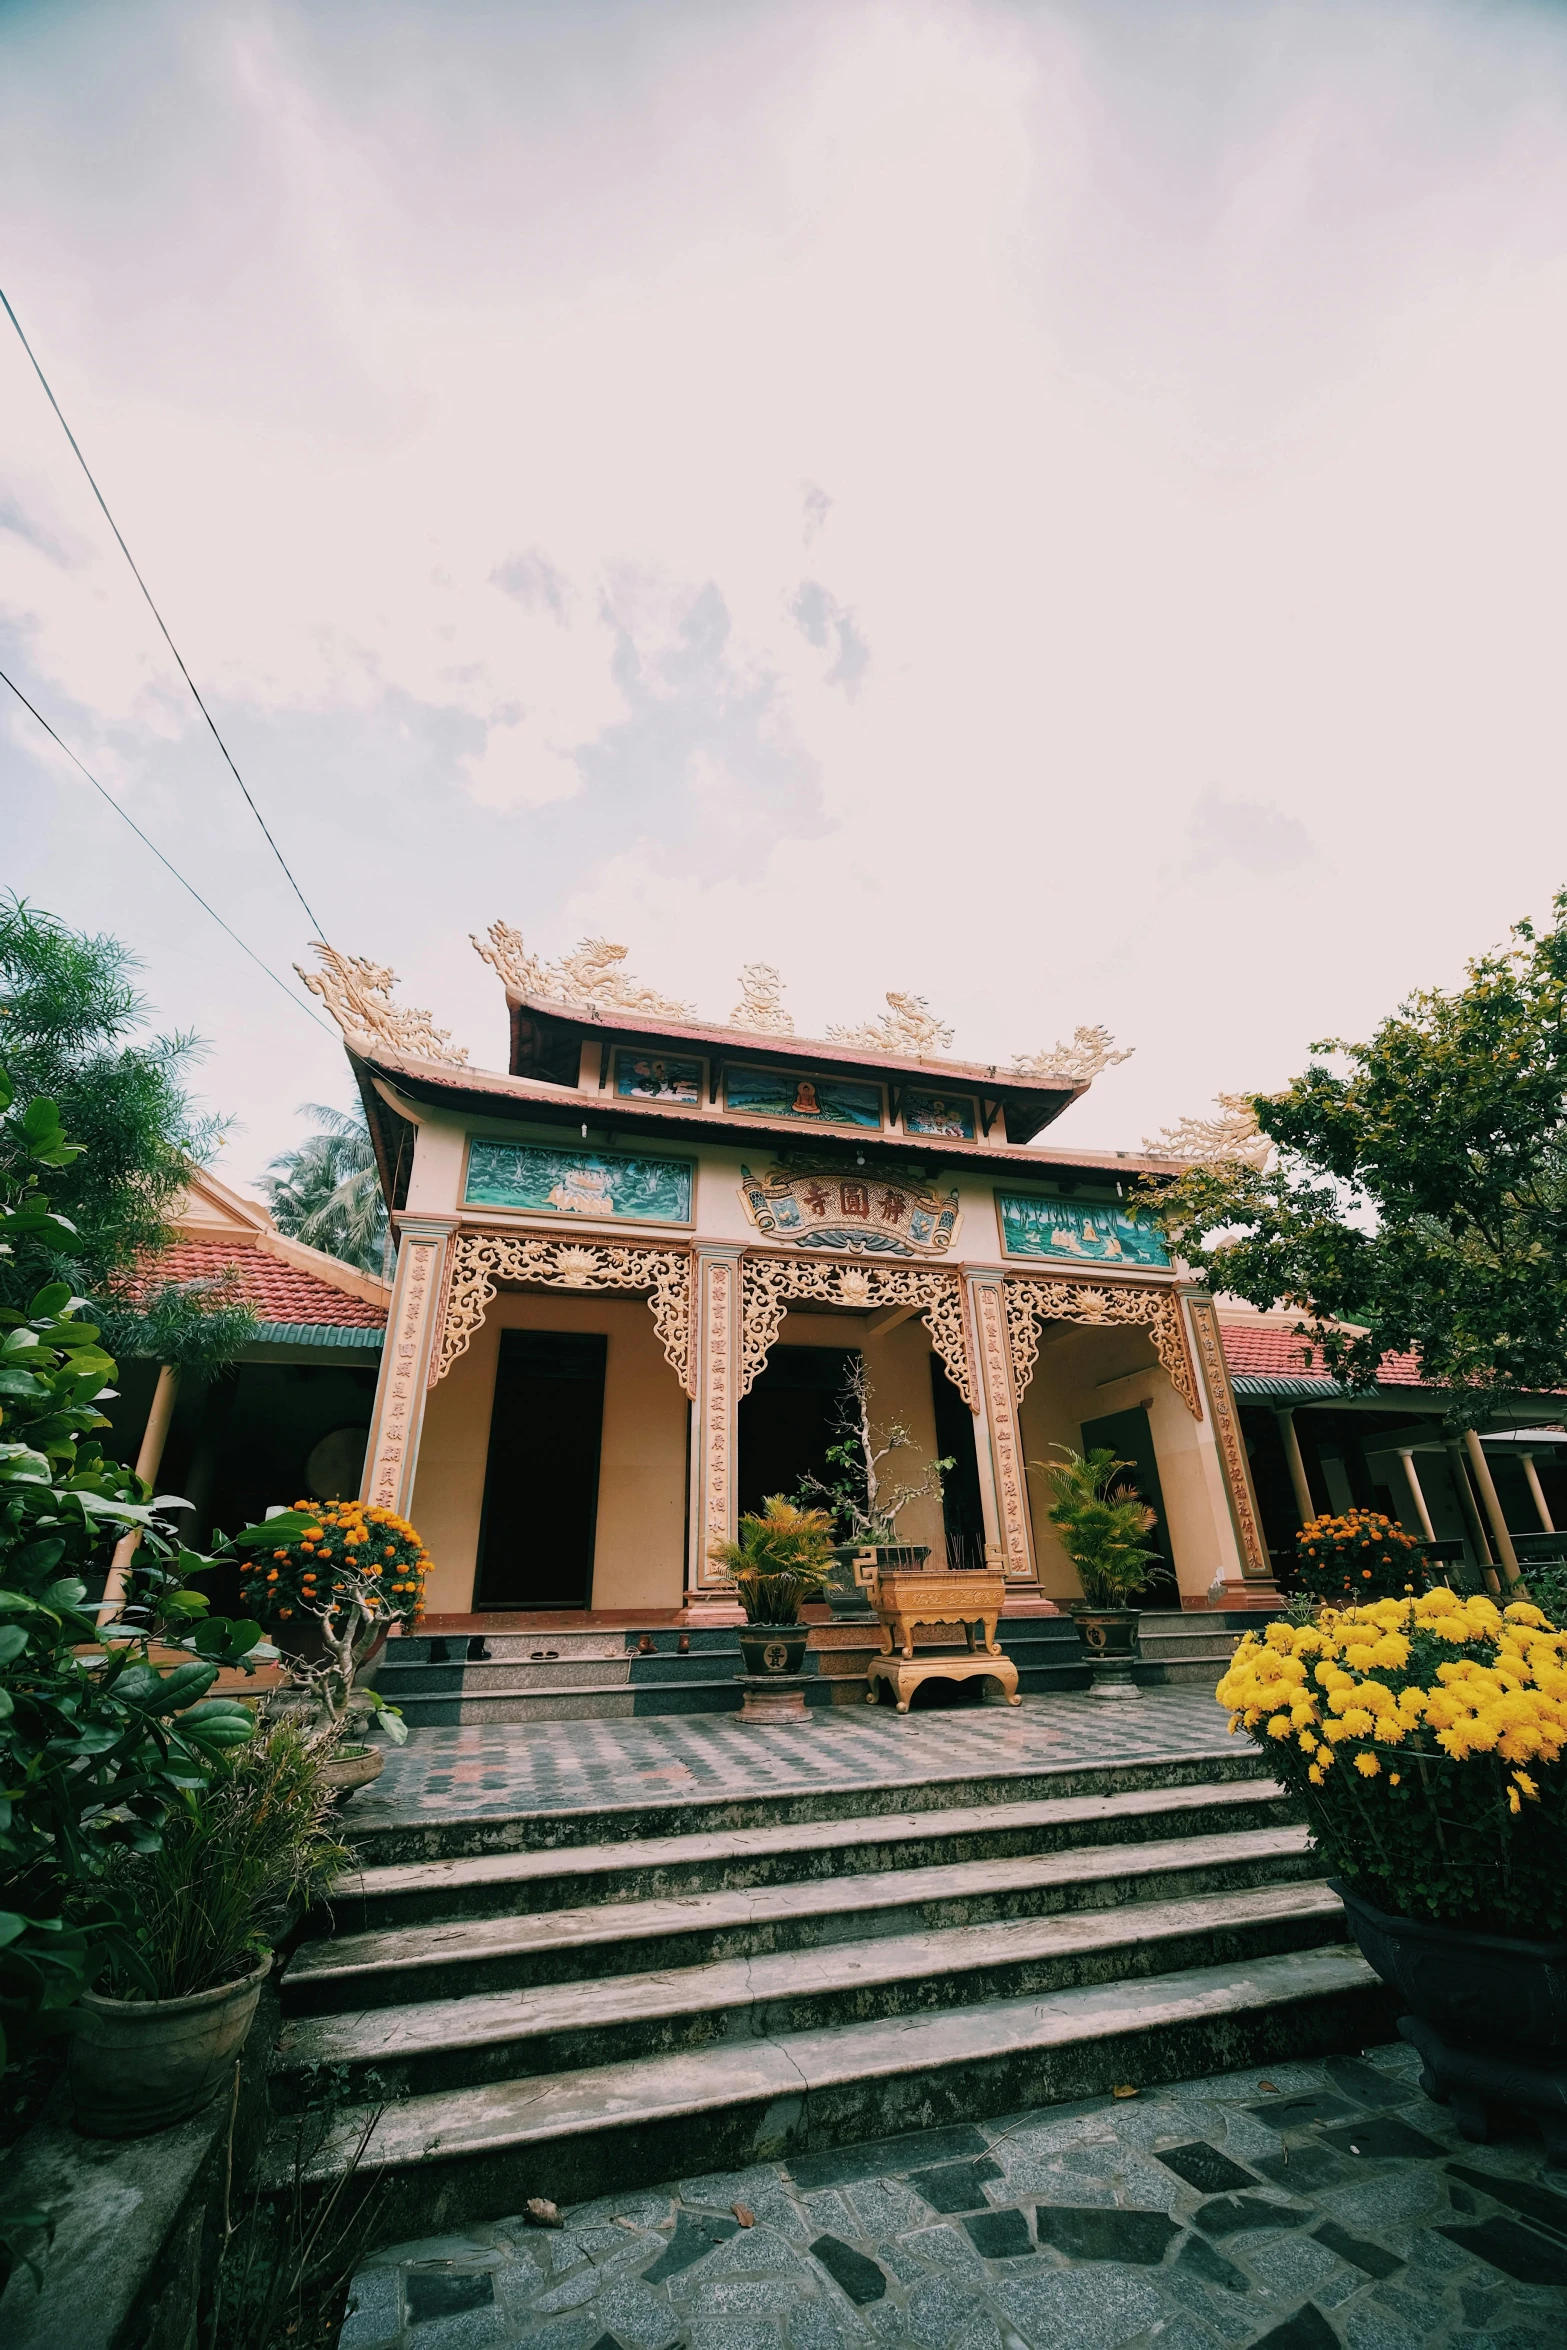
[471,921,695,1020]
[297,943,468,1065]
[1145,1092,1273,1171]
[828,991,955,1057]
[1011,1026,1134,1087]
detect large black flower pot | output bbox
[1065,1604,1142,1698]
[738,1627,809,1677]
[1332,1878,1567,2155]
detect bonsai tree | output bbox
[709,1495,833,1625]
[1041,1446,1162,1609]
[799,1357,952,1548]
[227,1498,427,1747]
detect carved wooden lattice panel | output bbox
[431,1232,694,1396]
[738,1255,977,1410]
[1002,1273,1202,1418]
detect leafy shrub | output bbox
[236,1497,428,1628]
[1040,1446,1163,1607]
[1293,1509,1428,1603]
[710,1496,833,1627]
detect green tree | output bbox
[262,1102,387,1275]
[0,900,255,1369]
[1150,889,1567,1424]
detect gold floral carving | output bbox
[366,1233,445,1511]
[729,963,795,1036]
[1003,1272,1202,1419]
[973,1276,1032,1576]
[1185,1295,1270,1577]
[738,1254,977,1410]
[432,1231,693,1396]
[298,944,467,1065]
[828,992,955,1057]
[1010,1026,1133,1087]
[470,923,695,1020]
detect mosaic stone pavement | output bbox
[339,2040,1566,2350]
[354,1688,1235,1826]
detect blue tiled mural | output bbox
[724,1064,883,1128]
[466,1141,693,1222]
[613,1051,702,1103]
[997,1193,1169,1268]
[901,1087,976,1140]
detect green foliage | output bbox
[1148,889,1567,1424]
[710,1497,832,1625]
[797,1356,952,1544]
[104,1725,348,2002]
[263,1102,387,1274]
[1040,1446,1162,1607]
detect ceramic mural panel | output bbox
[901,1087,976,1140]
[723,1063,884,1129]
[465,1140,693,1223]
[997,1192,1169,1268]
[740,1162,960,1255]
[613,1050,703,1104]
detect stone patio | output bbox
[338,2037,1566,2349]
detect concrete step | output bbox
[345,1746,1271,1868]
[272,1879,1345,2108]
[283,1823,1317,2014]
[328,1775,1295,1932]
[264,1942,1389,2244]
[378,1658,636,1695]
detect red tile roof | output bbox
[135,1240,387,1329]
[1220,1320,1424,1388]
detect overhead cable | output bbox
[0,663,334,1036]
[0,283,330,940]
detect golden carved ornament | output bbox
[828,991,955,1058]
[297,943,467,1065]
[739,1253,977,1411]
[470,922,695,1020]
[729,962,795,1036]
[1185,1295,1270,1575]
[1145,1093,1273,1171]
[432,1231,694,1396]
[1010,1026,1133,1087]
[1003,1272,1202,1418]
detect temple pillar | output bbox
[1463,1429,1520,1584]
[1396,1447,1437,1544]
[1274,1407,1316,1529]
[101,1363,182,1623]
[361,1216,459,1519]
[685,1243,746,1616]
[1183,1294,1275,1597]
[1519,1451,1555,1534]
[966,1271,1035,1587]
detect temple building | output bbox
[294,929,1281,1622]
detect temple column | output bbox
[1396,1447,1437,1543]
[361,1216,459,1519]
[1463,1429,1521,1584]
[1274,1408,1315,1529]
[966,1271,1035,1587]
[1443,1437,1494,1575]
[100,1363,182,1623]
[685,1243,746,1616]
[1183,1293,1275,1595]
[1519,1451,1555,1534]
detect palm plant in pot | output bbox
[798,1359,953,1620]
[709,1498,832,1707]
[1218,1588,1567,2154]
[1040,1446,1162,1698]
[70,1724,348,2137]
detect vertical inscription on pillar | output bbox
[1186,1295,1269,1578]
[370,1240,437,1513]
[975,1277,1032,1579]
[703,1257,734,1575]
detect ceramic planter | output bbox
[737,1627,809,1677]
[69,1953,272,2139]
[1067,1603,1142,1699]
[317,1741,386,1800]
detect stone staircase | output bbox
[268,1744,1386,2246]
[373,1610,1276,1725]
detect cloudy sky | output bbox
[4,0,1566,1194]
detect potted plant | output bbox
[1292,1509,1430,1607]
[227,1499,426,1793]
[69,1723,348,2137]
[710,1496,833,1679]
[798,1359,953,1619]
[1217,1587,1567,2152]
[1039,1446,1162,1698]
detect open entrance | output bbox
[930,1354,987,1568]
[738,1344,857,1522]
[476,1329,606,1608]
[1081,1405,1176,1587]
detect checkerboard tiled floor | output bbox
[339,2039,1566,2349]
[355,1688,1235,1827]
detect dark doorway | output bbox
[1081,1407,1176,1587]
[738,1345,857,1523]
[476,1330,606,1609]
[930,1353,987,1568]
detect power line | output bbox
[0,663,334,1037]
[0,283,330,942]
